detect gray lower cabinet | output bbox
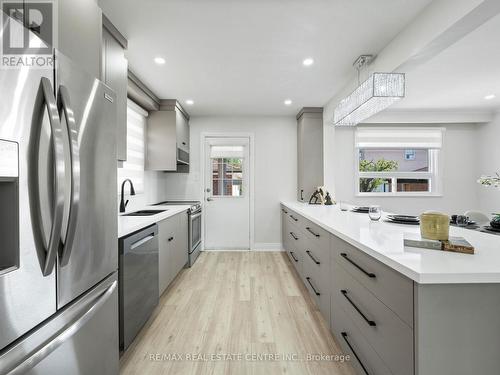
[158,211,189,296]
[281,205,500,375]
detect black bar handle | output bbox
[340,253,376,278]
[300,189,304,201]
[341,290,376,327]
[341,332,370,375]
[306,227,320,238]
[306,277,320,296]
[290,215,298,222]
[306,250,320,265]
[168,237,174,242]
[282,208,288,214]
[290,251,298,262]
[289,232,298,241]
[182,141,186,145]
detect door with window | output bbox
[204,137,250,250]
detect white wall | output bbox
[160,116,297,248]
[327,123,480,216]
[477,112,500,214]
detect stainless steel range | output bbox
[154,201,202,266]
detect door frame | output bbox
[200,132,255,250]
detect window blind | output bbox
[210,145,245,158]
[117,100,148,193]
[355,127,444,149]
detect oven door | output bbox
[189,210,202,253]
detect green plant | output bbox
[478,172,500,188]
[359,158,398,192]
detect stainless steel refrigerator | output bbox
[0,17,119,375]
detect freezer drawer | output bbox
[0,272,119,375]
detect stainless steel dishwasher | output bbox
[119,224,159,352]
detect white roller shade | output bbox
[355,127,444,149]
[117,100,147,193]
[210,146,244,158]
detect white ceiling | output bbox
[393,12,500,112]
[100,0,432,116]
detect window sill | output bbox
[355,192,443,198]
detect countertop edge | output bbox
[281,201,500,284]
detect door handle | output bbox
[289,232,298,241]
[340,253,376,278]
[28,77,66,276]
[207,197,213,201]
[306,250,320,265]
[306,277,321,296]
[341,290,376,327]
[130,234,156,251]
[58,85,80,266]
[341,332,370,375]
[306,227,320,238]
[300,189,304,201]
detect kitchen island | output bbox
[281,201,500,375]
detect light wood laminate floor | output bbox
[120,251,356,375]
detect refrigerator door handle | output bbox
[0,279,117,375]
[58,85,80,266]
[29,77,66,276]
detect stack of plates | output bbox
[386,214,420,225]
[351,206,370,213]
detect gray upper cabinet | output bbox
[297,107,324,202]
[146,100,190,172]
[102,19,128,161]
[58,0,102,79]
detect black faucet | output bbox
[120,179,136,213]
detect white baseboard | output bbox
[253,243,284,251]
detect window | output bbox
[211,158,243,196]
[210,145,245,197]
[355,127,443,196]
[117,100,147,193]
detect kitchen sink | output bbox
[122,209,167,217]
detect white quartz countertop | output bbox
[282,201,500,284]
[118,204,191,238]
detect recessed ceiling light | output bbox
[302,58,314,66]
[284,99,292,106]
[484,94,496,100]
[185,99,194,105]
[154,57,166,65]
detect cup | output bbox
[456,215,469,227]
[339,201,348,211]
[369,205,382,221]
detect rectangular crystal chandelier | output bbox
[334,72,405,126]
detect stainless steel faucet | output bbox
[120,179,136,213]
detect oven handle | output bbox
[190,211,202,220]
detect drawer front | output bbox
[303,262,330,325]
[333,262,413,375]
[301,217,330,251]
[331,235,413,327]
[331,300,394,375]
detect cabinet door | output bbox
[102,28,128,161]
[146,111,177,171]
[175,109,189,153]
[297,113,323,202]
[172,212,188,275]
[58,0,102,78]
[158,216,176,296]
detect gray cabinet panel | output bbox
[297,108,323,202]
[331,235,414,327]
[158,215,176,296]
[331,299,394,375]
[333,261,413,375]
[146,111,177,171]
[58,0,102,79]
[176,109,190,152]
[102,27,128,161]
